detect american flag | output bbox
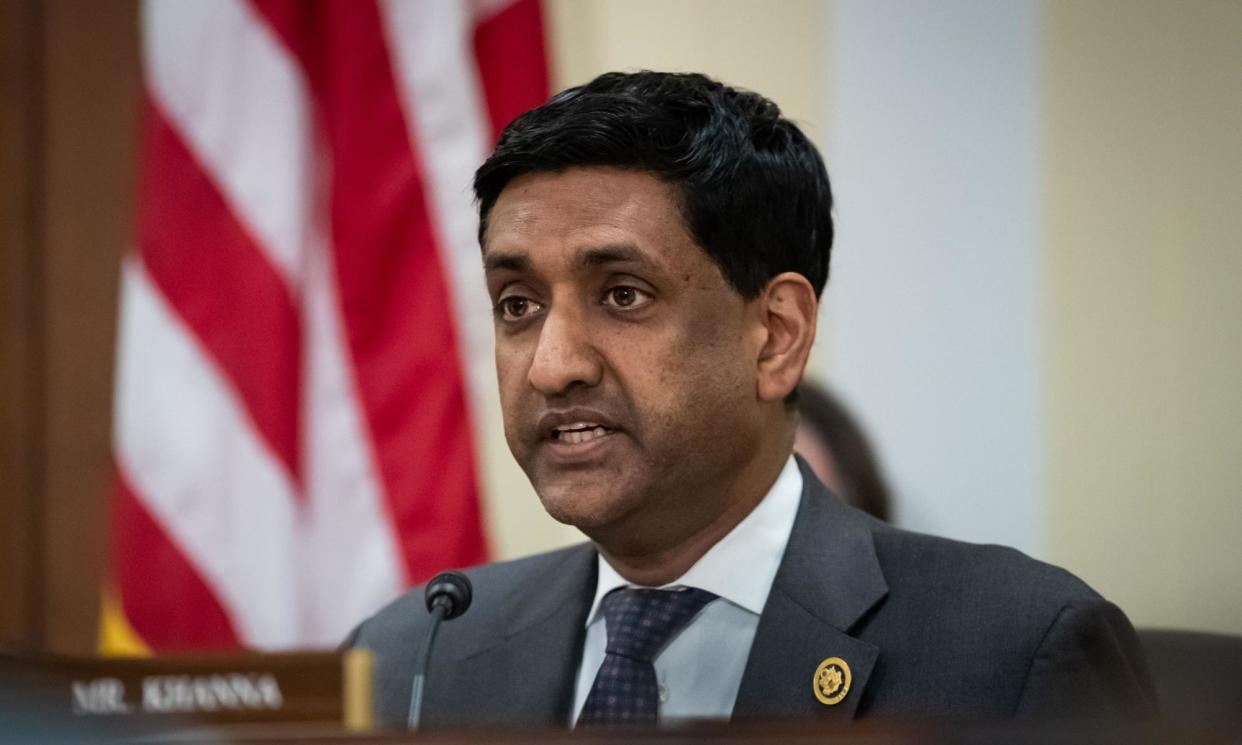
[106,0,547,651]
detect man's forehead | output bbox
[481,168,694,270]
[491,167,680,223]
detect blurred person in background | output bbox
[795,382,891,522]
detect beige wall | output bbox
[545,0,822,127]
[1042,0,1242,634]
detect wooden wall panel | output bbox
[0,0,45,651]
[0,0,139,654]
[40,0,140,654]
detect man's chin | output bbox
[535,484,636,532]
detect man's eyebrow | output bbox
[577,244,647,268]
[483,252,529,272]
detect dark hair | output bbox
[797,383,892,521]
[474,71,834,299]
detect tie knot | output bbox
[599,587,717,663]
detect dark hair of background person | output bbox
[796,382,892,522]
[474,70,835,300]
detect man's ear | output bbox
[754,272,818,402]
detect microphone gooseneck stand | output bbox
[407,571,473,731]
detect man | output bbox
[349,71,1153,730]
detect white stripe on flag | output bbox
[114,256,301,649]
[300,231,405,644]
[143,0,312,293]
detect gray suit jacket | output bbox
[349,460,1154,729]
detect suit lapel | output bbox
[733,458,888,722]
[423,545,597,729]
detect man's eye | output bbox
[497,296,542,321]
[602,286,651,309]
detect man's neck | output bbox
[590,443,793,587]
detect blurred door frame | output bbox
[0,0,140,655]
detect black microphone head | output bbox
[424,571,472,620]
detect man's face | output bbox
[483,167,767,541]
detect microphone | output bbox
[407,571,473,730]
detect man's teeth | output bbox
[557,426,609,444]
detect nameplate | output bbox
[0,649,372,730]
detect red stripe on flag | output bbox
[473,0,549,142]
[110,470,241,650]
[137,97,302,484]
[253,0,487,583]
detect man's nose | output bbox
[527,304,602,396]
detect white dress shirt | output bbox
[571,456,803,725]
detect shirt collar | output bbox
[586,455,803,625]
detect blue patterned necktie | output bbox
[577,586,719,727]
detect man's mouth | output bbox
[551,422,612,445]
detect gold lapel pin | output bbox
[812,656,851,706]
